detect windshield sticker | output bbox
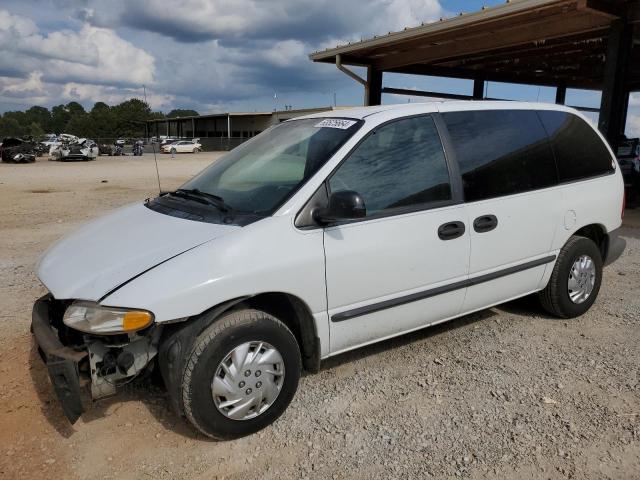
[314,119,357,129]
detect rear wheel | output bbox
[181,309,301,439]
[539,236,603,318]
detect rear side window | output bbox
[329,115,451,217]
[442,110,558,202]
[538,111,614,182]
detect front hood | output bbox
[38,203,240,301]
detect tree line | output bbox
[0,99,198,140]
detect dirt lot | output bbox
[1,153,639,479]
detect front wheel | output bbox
[181,309,301,439]
[539,236,603,318]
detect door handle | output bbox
[473,214,498,233]
[438,221,466,240]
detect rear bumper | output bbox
[605,227,626,267]
[31,295,86,423]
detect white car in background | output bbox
[46,133,78,155]
[161,140,202,154]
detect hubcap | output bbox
[567,254,596,304]
[211,341,285,421]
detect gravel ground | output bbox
[0,153,639,479]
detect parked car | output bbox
[161,140,201,153]
[98,143,116,156]
[37,134,58,155]
[47,134,79,155]
[32,102,625,439]
[616,138,640,206]
[0,137,36,163]
[50,138,98,161]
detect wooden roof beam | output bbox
[388,63,601,89]
[466,51,605,71]
[578,0,622,19]
[309,0,578,62]
[361,2,577,59]
[440,34,606,68]
[373,12,611,71]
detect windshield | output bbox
[180,118,361,215]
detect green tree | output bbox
[0,117,23,138]
[65,113,92,138]
[148,110,166,120]
[2,111,28,133]
[89,102,115,139]
[24,106,51,132]
[113,98,151,137]
[0,97,172,140]
[167,109,198,118]
[28,122,45,138]
[66,101,86,116]
[50,104,71,134]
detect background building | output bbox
[145,106,347,151]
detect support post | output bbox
[366,66,382,106]
[621,90,630,136]
[227,114,231,139]
[473,77,485,100]
[599,19,633,149]
[555,85,567,105]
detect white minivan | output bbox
[32,102,626,439]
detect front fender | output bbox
[101,215,327,326]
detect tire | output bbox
[539,236,603,318]
[181,309,301,439]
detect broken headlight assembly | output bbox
[63,301,154,335]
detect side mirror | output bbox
[313,190,366,225]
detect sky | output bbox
[0,0,638,136]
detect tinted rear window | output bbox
[442,110,558,202]
[538,111,614,182]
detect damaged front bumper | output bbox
[31,294,159,423]
[32,295,86,422]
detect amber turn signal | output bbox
[122,311,153,332]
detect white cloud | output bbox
[61,83,174,109]
[0,74,51,106]
[0,9,155,87]
[262,40,307,68]
[626,113,640,138]
[0,0,447,112]
[122,0,444,43]
[2,71,45,95]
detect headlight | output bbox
[63,301,154,335]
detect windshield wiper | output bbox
[170,188,233,213]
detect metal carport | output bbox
[310,0,640,149]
